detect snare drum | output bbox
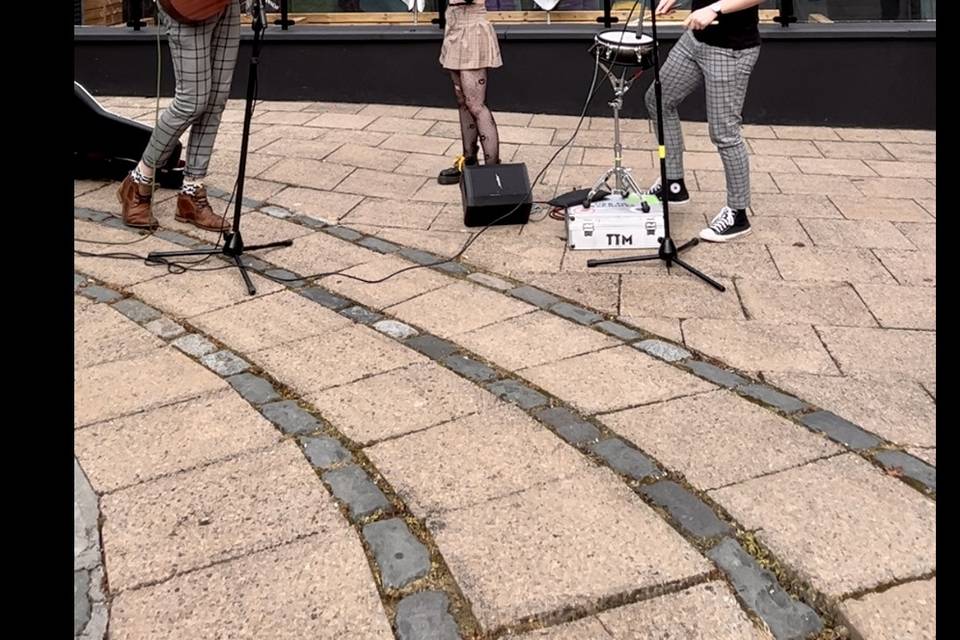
[593,30,654,68]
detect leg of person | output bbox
[645,30,702,204]
[176,0,241,232]
[117,10,216,229]
[439,70,479,185]
[459,68,500,165]
[699,44,760,242]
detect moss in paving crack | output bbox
[733,529,845,630]
[812,627,850,640]
[491,574,718,638]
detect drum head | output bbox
[596,30,653,47]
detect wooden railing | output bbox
[239,8,781,24]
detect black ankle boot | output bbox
[437,155,476,185]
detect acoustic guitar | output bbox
[157,0,233,25]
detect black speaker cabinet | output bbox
[461,163,532,227]
[74,82,185,189]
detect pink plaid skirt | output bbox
[440,4,503,71]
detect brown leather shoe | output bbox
[175,186,230,232]
[116,173,159,230]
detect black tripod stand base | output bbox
[585,235,726,292]
[146,233,295,296]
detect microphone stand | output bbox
[586,3,725,292]
[147,0,294,295]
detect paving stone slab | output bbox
[738,384,809,414]
[485,379,549,410]
[682,360,749,388]
[171,333,218,358]
[708,538,823,640]
[100,442,338,591]
[260,400,320,435]
[456,311,619,371]
[589,438,662,482]
[373,319,419,340]
[550,301,603,325]
[75,389,280,493]
[710,454,936,598]
[74,460,101,571]
[75,304,166,369]
[640,480,731,539]
[509,285,561,309]
[321,253,455,310]
[600,391,840,490]
[799,410,882,450]
[596,581,775,640]
[765,372,935,447]
[362,518,431,589]
[323,464,391,520]
[226,373,281,405]
[873,450,936,492]
[201,350,250,376]
[251,326,425,397]
[109,533,393,639]
[111,298,163,324]
[301,435,352,469]
[442,353,499,383]
[394,591,460,640]
[635,339,692,362]
[519,346,714,415]
[387,281,535,339]
[312,361,491,443]
[533,407,601,445]
[145,317,187,340]
[366,403,592,514]
[75,349,227,428]
[300,286,352,310]
[429,470,711,631]
[404,334,460,360]
[594,320,642,342]
[839,578,935,640]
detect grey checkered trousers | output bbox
[141,0,244,180]
[646,29,760,209]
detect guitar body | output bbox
[157,0,232,24]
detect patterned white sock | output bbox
[181,180,204,196]
[131,166,153,185]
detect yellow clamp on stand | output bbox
[658,145,666,159]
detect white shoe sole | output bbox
[699,227,752,243]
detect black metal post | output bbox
[433,0,447,29]
[596,0,620,28]
[773,0,798,26]
[126,0,146,31]
[273,0,294,29]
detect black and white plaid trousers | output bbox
[646,29,760,209]
[141,0,242,180]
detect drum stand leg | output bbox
[586,66,643,206]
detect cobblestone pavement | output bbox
[74,98,935,640]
